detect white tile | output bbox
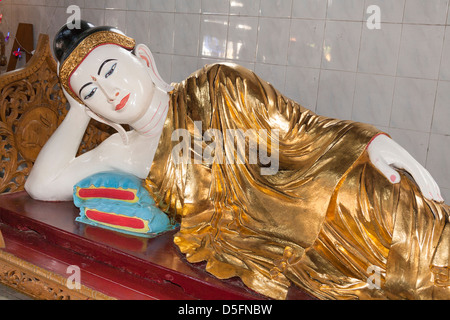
[358,23,401,76]
[229,0,260,16]
[260,0,292,17]
[81,8,105,27]
[148,0,175,12]
[175,0,201,13]
[227,16,258,61]
[127,0,150,11]
[9,5,19,39]
[439,26,450,80]
[363,0,405,23]
[173,13,201,56]
[441,188,450,203]
[426,133,450,189]
[202,0,230,14]
[322,21,362,72]
[292,0,327,19]
[326,0,364,21]
[397,24,445,80]
[404,0,449,25]
[284,66,320,112]
[288,19,325,68]
[84,0,105,9]
[431,81,450,135]
[1,5,14,57]
[63,0,84,8]
[45,0,61,6]
[105,0,127,10]
[390,77,437,132]
[199,15,228,58]
[171,55,199,82]
[256,17,290,64]
[148,12,175,54]
[447,5,450,25]
[153,53,172,84]
[23,5,45,42]
[104,9,127,31]
[376,125,390,134]
[16,4,30,23]
[316,69,356,120]
[388,128,430,166]
[47,7,68,43]
[254,63,286,93]
[352,73,395,127]
[126,11,150,45]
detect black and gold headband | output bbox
[54,21,136,103]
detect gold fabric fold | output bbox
[289,152,449,300]
[145,63,449,300]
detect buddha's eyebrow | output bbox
[79,82,93,96]
[98,59,117,75]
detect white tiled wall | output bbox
[1,0,450,201]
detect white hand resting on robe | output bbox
[367,134,444,202]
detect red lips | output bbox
[115,93,130,111]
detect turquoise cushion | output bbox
[73,171,175,236]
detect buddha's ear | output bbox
[134,43,173,92]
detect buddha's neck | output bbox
[131,87,170,137]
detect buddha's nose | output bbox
[94,77,120,102]
[109,91,119,101]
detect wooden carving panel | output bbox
[0,250,115,300]
[0,34,112,194]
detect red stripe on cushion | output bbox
[78,188,136,201]
[85,210,145,230]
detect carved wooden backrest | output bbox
[0,34,112,194]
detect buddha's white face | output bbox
[69,44,154,125]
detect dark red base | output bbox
[0,191,315,300]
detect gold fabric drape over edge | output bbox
[145,63,450,300]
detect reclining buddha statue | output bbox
[25,21,449,300]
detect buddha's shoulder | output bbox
[185,62,258,84]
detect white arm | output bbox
[367,134,444,202]
[25,88,156,201]
[25,89,91,200]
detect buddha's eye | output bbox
[84,87,97,100]
[105,63,117,78]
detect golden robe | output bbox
[145,63,450,300]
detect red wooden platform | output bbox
[0,191,315,300]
